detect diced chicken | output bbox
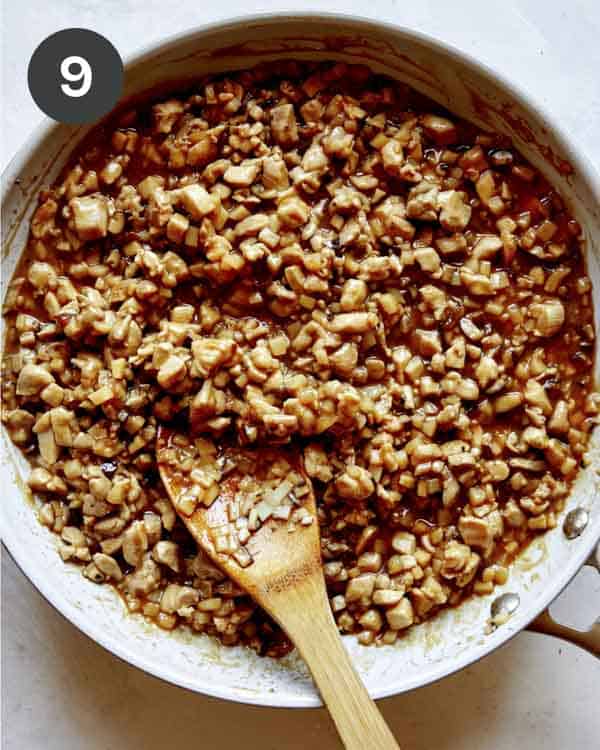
[391,531,416,555]
[381,139,405,176]
[329,312,377,334]
[421,114,457,144]
[157,355,187,388]
[548,400,570,435]
[440,540,471,579]
[49,407,77,447]
[27,262,57,290]
[122,521,149,567]
[153,99,184,134]
[475,355,499,389]
[345,573,377,603]
[124,557,161,596]
[372,196,415,239]
[278,196,310,227]
[445,337,466,370]
[414,328,442,357]
[323,126,354,158]
[406,181,439,220]
[438,190,471,231]
[524,379,552,415]
[166,213,190,243]
[178,184,215,219]
[187,135,219,167]
[385,598,414,630]
[160,584,199,614]
[262,155,289,191]
[494,391,523,414]
[530,299,565,337]
[415,247,441,273]
[301,144,328,172]
[473,234,503,260]
[191,338,237,377]
[70,196,108,241]
[458,515,493,550]
[16,364,54,396]
[475,169,496,206]
[460,268,493,295]
[335,465,374,501]
[235,213,269,237]
[304,443,333,483]
[37,428,59,465]
[270,103,299,147]
[340,279,368,311]
[93,553,123,581]
[224,162,260,187]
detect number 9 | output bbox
[60,56,92,98]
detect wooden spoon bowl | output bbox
[157,426,400,749]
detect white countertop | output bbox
[1,1,599,748]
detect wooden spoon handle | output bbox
[268,575,401,750]
[297,615,400,750]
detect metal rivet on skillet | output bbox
[490,592,520,622]
[563,507,589,539]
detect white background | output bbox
[1,1,599,748]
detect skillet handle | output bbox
[526,543,600,658]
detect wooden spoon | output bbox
[156,426,400,750]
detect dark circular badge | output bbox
[28,28,123,125]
